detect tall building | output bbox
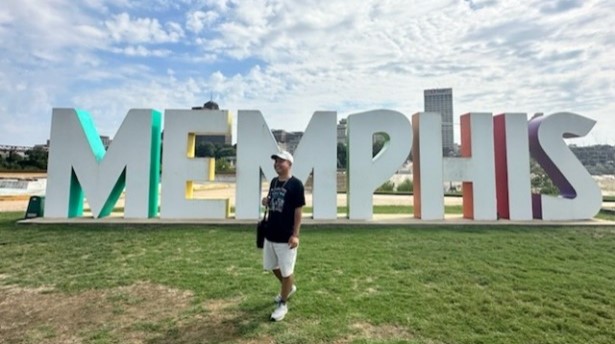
[191,100,232,149]
[337,118,347,144]
[424,88,454,155]
[99,136,112,149]
[272,129,303,154]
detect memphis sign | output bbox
[44,108,601,221]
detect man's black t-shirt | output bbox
[265,176,306,243]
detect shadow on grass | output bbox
[147,300,274,344]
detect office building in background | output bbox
[424,88,454,156]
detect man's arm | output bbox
[293,206,302,237]
[289,206,302,248]
[262,177,276,206]
[289,178,305,248]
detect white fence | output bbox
[0,178,46,196]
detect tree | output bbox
[397,178,413,192]
[530,159,559,195]
[376,180,395,192]
[24,147,48,170]
[215,158,233,172]
[2,150,24,170]
[216,145,236,159]
[196,142,216,157]
[337,143,347,169]
[372,139,385,157]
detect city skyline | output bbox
[1,1,613,147]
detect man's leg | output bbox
[280,274,294,301]
[278,243,298,302]
[270,244,297,321]
[272,268,283,283]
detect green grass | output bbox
[303,205,463,215]
[597,209,615,221]
[1,212,615,343]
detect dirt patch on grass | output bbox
[0,282,193,343]
[0,283,274,344]
[146,297,274,344]
[146,297,247,344]
[335,321,415,343]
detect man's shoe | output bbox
[274,285,297,303]
[270,302,288,321]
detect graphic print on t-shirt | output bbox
[270,186,287,213]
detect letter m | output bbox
[235,111,337,220]
[44,108,161,218]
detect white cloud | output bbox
[105,12,184,43]
[0,1,107,54]
[0,9,13,25]
[203,0,232,13]
[81,0,132,12]
[110,45,172,57]
[186,10,219,33]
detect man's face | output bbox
[274,157,291,175]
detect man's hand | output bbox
[288,235,299,249]
[261,197,268,206]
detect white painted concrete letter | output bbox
[235,111,338,220]
[443,113,497,220]
[493,113,533,220]
[347,110,412,220]
[235,111,279,220]
[412,112,444,220]
[45,108,161,218]
[528,113,601,220]
[160,109,231,219]
[291,112,337,219]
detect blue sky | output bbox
[1,0,613,146]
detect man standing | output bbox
[261,150,305,321]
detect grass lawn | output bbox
[1,212,615,344]
[303,205,463,215]
[596,210,615,222]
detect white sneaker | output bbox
[270,302,288,321]
[274,285,297,303]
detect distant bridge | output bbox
[0,145,32,152]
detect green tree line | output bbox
[0,147,48,170]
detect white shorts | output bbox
[263,238,298,277]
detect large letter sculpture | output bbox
[529,113,601,220]
[412,112,444,220]
[235,111,284,220]
[413,112,497,220]
[235,111,337,220]
[42,107,602,223]
[448,113,497,220]
[45,108,161,218]
[289,111,337,219]
[160,109,232,219]
[347,110,412,220]
[493,113,533,220]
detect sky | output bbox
[0,0,613,147]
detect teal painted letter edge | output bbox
[149,110,162,217]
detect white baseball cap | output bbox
[271,150,294,164]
